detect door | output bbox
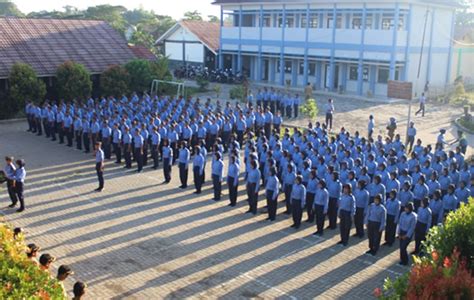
[262,59,269,81]
[324,64,339,90]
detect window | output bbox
[301,13,319,28]
[262,14,271,27]
[327,15,342,29]
[278,14,295,28]
[365,17,373,29]
[378,68,389,83]
[381,16,405,30]
[352,16,362,29]
[285,60,292,74]
[309,63,316,76]
[349,65,369,81]
[299,62,305,75]
[277,59,281,73]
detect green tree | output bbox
[208,15,219,23]
[56,61,92,101]
[0,0,24,17]
[6,63,46,118]
[124,59,155,93]
[84,5,127,34]
[183,10,203,21]
[100,65,130,98]
[455,0,474,26]
[129,26,157,55]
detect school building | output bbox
[213,0,458,97]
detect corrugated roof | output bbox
[180,21,220,53]
[0,17,137,79]
[128,44,156,61]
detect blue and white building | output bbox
[213,0,457,97]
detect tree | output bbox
[455,0,474,26]
[84,5,127,35]
[56,61,92,101]
[208,15,219,23]
[129,26,157,55]
[100,65,130,98]
[183,10,203,21]
[0,0,24,17]
[124,58,172,94]
[6,63,46,118]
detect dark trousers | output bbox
[143,143,148,166]
[431,214,439,227]
[15,181,24,210]
[284,184,292,213]
[43,119,49,137]
[113,143,122,163]
[328,197,338,229]
[96,163,104,189]
[179,163,188,187]
[247,183,257,214]
[339,210,352,245]
[415,103,425,117]
[314,204,326,234]
[58,127,64,143]
[7,179,18,205]
[124,146,132,168]
[414,222,428,254]
[266,191,277,220]
[151,146,159,169]
[228,176,238,206]
[368,221,382,253]
[134,148,143,172]
[236,130,244,146]
[83,133,90,152]
[163,159,171,182]
[50,122,56,140]
[270,102,275,114]
[36,118,42,135]
[293,104,299,118]
[399,230,412,265]
[285,106,292,118]
[306,192,315,222]
[385,214,397,245]
[292,200,303,228]
[264,123,271,139]
[212,174,221,200]
[354,207,365,237]
[414,199,421,212]
[75,131,82,150]
[103,140,111,159]
[325,113,333,129]
[193,167,202,192]
[66,128,73,146]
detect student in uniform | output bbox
[384,190,401,246]
[246,159,261,215]
[73,116,83,150]
[178,141,190,188]
[338,184,356,246]
[313,180,329,236]
[193,145,205,194]
[227,155,240,206]
[368,115,375,139]
[212,152,224,201]
[325,98,335,130]
[101,122,112,159]
[354,180,370,238]
[305,170,318,223]
[397,202,417,265]
[283,164,296,214]
[162,139,173,183]
[413,197,432,255]
[13,159,26,212]
[122,127,133,169]
[290,175,306,229]
[112,123,122,163]
[327,171,342,229]
[4,156,17,208]
[151,127,161,170]
[82,117,91,153]
[94,142,105,192]
[265,167,279,221]
[133,128,144,173]
[365,194,386,255]
[429,190,443,227]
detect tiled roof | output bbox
[128,44,156,61]
[180,20,220,52]
[0,17,137,79]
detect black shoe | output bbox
[95,188,103,192]
[365,250,373,255]
[194,191,201,194]
[399,261,408,266]
[8,204,16,208]
[337,241,344,245]
[290,224,296,228]
[245,209,252,214]
[352,233,360,237]
[284,210,291,215]
[16,208,24,213]
[383,241,392,246]
[313,231,320,235]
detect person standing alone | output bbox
[94,142,105,192]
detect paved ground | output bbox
[0,97,471,299]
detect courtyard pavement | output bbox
[0,96,471,299]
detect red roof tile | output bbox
[180,20,220,52]
[0,17,137,78]
[128,44,156,61]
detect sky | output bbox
[13,0,220,20]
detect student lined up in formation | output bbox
[25,92,472,266]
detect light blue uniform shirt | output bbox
[314,188,329,214]
[265,175,280,201]
[338,194,356,216]
[365,203,387,231]
[398,212,417,238]
[291,184,306,208]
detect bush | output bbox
[6,63,46,118]
[300,98,319,119]
[56,61,92,101]
[229,85,245,102]
[0,223,65,299]
[214,84,222,98]
[424,199,474,270]
[100,65,130,98]
[195,75,209,92]
[125,58,172,94]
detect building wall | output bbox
[451,46,474,82]
[164,25,205,64]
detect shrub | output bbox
[300,98,319,120]
[100,65,130,98]
[424,199,474,270]
[125,58,172,94]
[6,63,46,117]
[56,61,92,101]
[229,85,246,102]
[195,75,209,92]
[213,84,222,98]
[0,223,65,299]
[454,82,466,98]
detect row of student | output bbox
[11,228,86,299]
